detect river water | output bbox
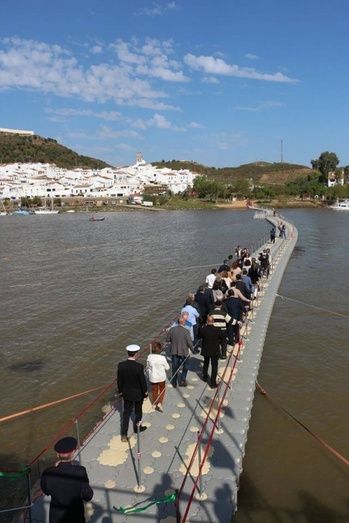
[0,209,348,522]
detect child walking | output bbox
[146,341,170,412]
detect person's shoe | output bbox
[179,380,187,387]
[134,425,147,433]
[202,375,208,382]
[156,403,163,412]
[210,382,218,389]
[121,435,129,442]
[172,382,177,388]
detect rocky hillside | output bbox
[0,134,111,169]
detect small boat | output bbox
[329,199,349,211]
[34,197,59,215]
[35,209,59,215]
[89,215,105,222]
[12,209,35,216]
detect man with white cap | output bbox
[117,344,148,442]
[40,436,93,523]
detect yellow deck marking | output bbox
[179,442,213,476]
[104,480,116,489]
[97,435,136,467]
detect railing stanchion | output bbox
[197,431,203,496]
[216,386,221,433]
[136,422,142,490]
[75,418,81,464]
[26,468,32,523]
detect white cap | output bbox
[126,344,141,353]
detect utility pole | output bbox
[280,139,284,163]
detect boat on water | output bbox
[34,197,59,215]
[12,209,35,216]
[34,209,59,215]
[89,215,105,222]
[329,199,349,210]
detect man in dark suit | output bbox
[199,316,225,388]
[40,436,93,523]
[117,344,148,442]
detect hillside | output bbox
[0,134,111,169]
[152,160,312,185]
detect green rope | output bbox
[114,492,176,514]
[0,466,30,479]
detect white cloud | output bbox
[138,2,176,16]
[66,126,140,141]
[184,53,298,83]
[46,107,123,121]
[245,53,259,60]
[0,37,176,109]
[235,101,284,112]
[90,45,103,55]
[201,76,220,84]
[132,113,185,131]
[112,39,189,83]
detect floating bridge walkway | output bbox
[30,213,298,523]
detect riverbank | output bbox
[56,197,325,213]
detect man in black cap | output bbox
[117,344,148,442]
[40,436,93,523]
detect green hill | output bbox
[152,160,312,185]
[0,133,111,169]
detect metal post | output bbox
[136,422,142,489]
[175,488,181,523]
[196,431,203,496]
[216,387,221,433]
[26,468,32,523]
[75,418,81,464]
[149,342,152,354]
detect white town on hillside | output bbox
[0,153,198,202]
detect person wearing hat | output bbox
[117,344,148,442]
[40,436,93,523]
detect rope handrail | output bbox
[177,232,284,520]
[256,382,349,468]
[27,318,177,467]
[0,384,111,425]
[180,339,243,522]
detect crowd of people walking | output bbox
[40,222,284,522]
[116,241,276,441]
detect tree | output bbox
[311,151,339,181]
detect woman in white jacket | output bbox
[146,341,170,412]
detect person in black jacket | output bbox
[40,436,93,523]
[195,285,213,324]
[223,289,244,346]
[117,344,148,441]
[199,316,225,388]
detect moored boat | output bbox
[89,215,105,222]
[329,199,349,210]
[34,209,59,215]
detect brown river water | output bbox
[0,209,348,522]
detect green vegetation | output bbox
[152,159,311,185]
[311,151,339,181]
[0,134,110,169]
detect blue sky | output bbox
[1,0,348,167]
